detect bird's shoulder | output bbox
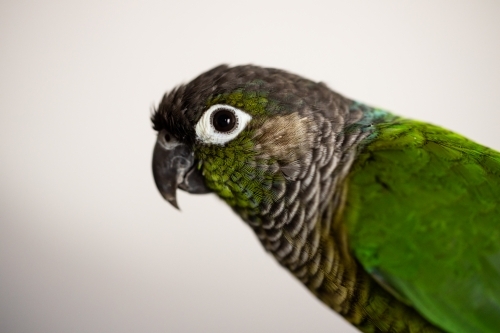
[342,118,500,333]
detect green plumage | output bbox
[345,118,500,332]
[152,65,500,333]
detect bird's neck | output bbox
[243,100,390,264]
[241,101,442,332]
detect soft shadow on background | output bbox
[1,1,499,332]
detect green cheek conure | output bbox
[151,65,500,333]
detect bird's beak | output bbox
[152,130,210,209]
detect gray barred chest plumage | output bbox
[238,102,371,304]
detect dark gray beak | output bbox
[152,130,210,209]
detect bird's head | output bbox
[152,64,349,227]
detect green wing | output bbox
[344,119,500,333]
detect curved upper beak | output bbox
[152,130,210,209]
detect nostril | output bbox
[157,130,180,150]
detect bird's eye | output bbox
[212,108,237,133]
[195,104,252,145]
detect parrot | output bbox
[151,65,500,333]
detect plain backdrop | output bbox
[1,1,499,332]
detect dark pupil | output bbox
[213,109,236,132]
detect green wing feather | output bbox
[344,118,500,333]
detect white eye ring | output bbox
[195,104,252,145]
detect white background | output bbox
[1,1,499,332]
